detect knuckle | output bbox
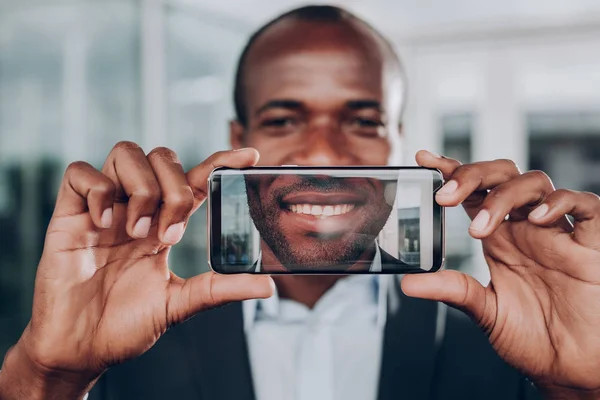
[440,155,462,166]
[525,170,552,186]
[131,186,161,203]
[66,161,90,174]
[553,188,575,200]
[92,179,115,195]
[113,140,141,152]
[452,163,476,178]
[163,186,194,210]
[497,158,521,173]
[199,272,218,308]
[147,146,179,163]
[460,273,471,306]
[28,340,63,371]
[486,185,507,200]
[581,191,600,204]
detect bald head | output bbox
[233,5,406,128]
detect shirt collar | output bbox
[243,244,388,332]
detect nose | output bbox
[289,125,357,166]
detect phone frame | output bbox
[207,166,445,275]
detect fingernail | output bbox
[233,147,252,152]
[470,210,490,232]
[101,208,113,229]
[426,150,442,158]
[133,216,152,238]
[529,203,549,219]
[437,180,458,196]
[163,222,185,245]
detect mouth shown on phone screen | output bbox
[279,191,366,237]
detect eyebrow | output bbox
[253,99,384,116]
[346,100,383,112]
[255,100,303,115]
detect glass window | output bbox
[0,1,140,357]
[529,111,600,194]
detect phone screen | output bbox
[208,167,444,274]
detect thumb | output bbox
[168,272,275,324]
[401,270,496,332]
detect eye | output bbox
[257,116,301,137]
[347,117,385,138]
[352,117,384,128]
[261,117,297,128]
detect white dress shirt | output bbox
[243,246,390,400]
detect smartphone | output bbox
[207,166,444,274]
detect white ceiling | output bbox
[173,0,600,38]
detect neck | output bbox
[273,275,344,309]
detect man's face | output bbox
[245,173,393,271]
[230,18,400,270]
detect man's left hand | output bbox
[405,151,600,400]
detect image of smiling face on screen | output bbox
[244,172,401,272]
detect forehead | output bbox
[243,19,387,110]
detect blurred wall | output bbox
[0,0,599,358]
[398,16,600,283]
[0,0,249,357]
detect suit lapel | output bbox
[181,302,256,400]
[377,277,440,400]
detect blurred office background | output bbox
[1,0,600,357]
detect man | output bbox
[2,5,600,400]
[242,172,415,273]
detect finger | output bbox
[167,272,274,324]
[186,148,260,211]
[467,170,559,239]
[54,161,116,229]
[415,150,462,179]
[401,270,496,333]
[102,141,161,239]
[529,189,600,250]
[146,147,194,245]
[434,159,522,219]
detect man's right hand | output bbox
[0,142,274,400]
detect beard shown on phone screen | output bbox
[245,174,394,272]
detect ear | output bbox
[229,120,245,150]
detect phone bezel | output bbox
[207,166,445,275]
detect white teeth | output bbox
[287,204,356,218]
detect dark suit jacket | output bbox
[89,276,542,400]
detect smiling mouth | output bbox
[276,191,366,236]
[279,190,365,220]
[287,204,356,218]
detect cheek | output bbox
[348,138,391,165]
[244,134,300,166]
